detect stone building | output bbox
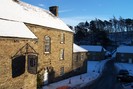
[0,0,73,89]
[73,44,88,74]
[0,19,38,89]
[116,46,133,63]
[81,45,106,61]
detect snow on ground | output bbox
[115,63,133,89]
[122,82,133,89]
[115,63,133,75]
[43,59,110,89]
[87,59,109,73]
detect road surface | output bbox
[81,59,124,89]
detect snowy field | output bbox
[43,59,109,89]
[115,63,133,89]
[115,63,133,76]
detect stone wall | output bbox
[116,53,133,63]
[73,52,88,74]
[0,38,37,89]
[88,52,105,61]
[0,23,73,89]
[26,24,73,82]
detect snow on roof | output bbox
[80,45,106,52]
[0,0,73,33]
[0,19,37,39]
[117,46,133,53]
[73,44,88,53]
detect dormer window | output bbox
[60,33,65,44]
[44,36,51,53]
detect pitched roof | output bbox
[80,45,105,52]
[0,0,73,33]
[0,19,37,39]
[117,46,133,53]
[73,44,88,53]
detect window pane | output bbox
[30,58,35,67]
[44,36,51,53]
[60,49,64,60]
[81,54,84,60]
[61,33,65,43]
[60,67,64,76]
[28,55,38,74]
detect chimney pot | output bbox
[49,6,58,17]
[13,0,19,2]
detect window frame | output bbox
[60,33,65,44]
[27,55,38,74]
[60,49,64,60]
[81,54,84,60]
[44,36,51,54]
[60,67,64,76]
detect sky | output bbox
[21,0,133,26]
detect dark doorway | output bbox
[12,55,25,78]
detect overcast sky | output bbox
[22,0,133,26]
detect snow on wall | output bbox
[0,19,37,39]
[0,0,73,33]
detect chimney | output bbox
[49,6,58,17]
[13,0,19,2]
